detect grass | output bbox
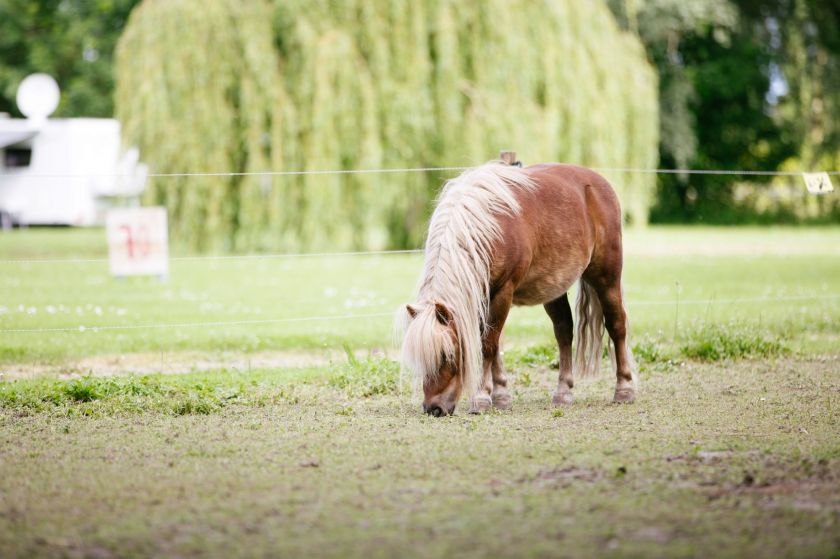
[329,350,402,397]
[1,226,839,557]
[0,226,838,365]
[0,354,405,419]
[0,366,326,417]
[1,355,838,557]
[504,322,792,372]
[680,325,790,361]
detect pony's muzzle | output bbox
[423,403,452,417]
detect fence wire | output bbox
[1,162,834,264]
[0,311,395,334]
[2,292,837,335]
[1,164,838,179]
[0,248,423,265]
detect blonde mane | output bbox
[398,162,536,398]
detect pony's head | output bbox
[398,301,464,416]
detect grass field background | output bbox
[1,226,838,558]
[1,226,838,366]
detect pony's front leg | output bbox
[490,351,512,410]
[469,284,513,414]
[468,355,494,414]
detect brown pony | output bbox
[397,161,636,416]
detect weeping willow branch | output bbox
[116,0,659,252]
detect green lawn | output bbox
[1,356,838,558]
[0,226,838,365]
[1,226,839,558]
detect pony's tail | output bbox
[574,279,605,378]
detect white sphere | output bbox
[16,73,60,120]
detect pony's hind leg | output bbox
[544,294,575,406]
[595,281,635,403]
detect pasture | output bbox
[1,226,839,557]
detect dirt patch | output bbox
[527,467,602,487]
[704,477,840,513]
[665,449,762,463]
[635,527,671,543]
[0,348,392,382]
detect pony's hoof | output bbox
[491,390,513,410]
[552,389,574,407]
[468,395,492,414]
[613,387,636,404]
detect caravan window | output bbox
[4,147,32,168]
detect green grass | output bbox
[329,350,403,397]
[680,325,790,361]
[0,365,327,416]
[1,355,838,557]
[1,226,839,557]
[0,359,395,417]
[0,226,838,365]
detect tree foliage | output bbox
[610,0,840,223]
[115,0,283,252]
[0,0,139,117]
[115,0,659,252]
[751,0,840,222]
[4,1,837,232]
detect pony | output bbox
[397,160,636,416]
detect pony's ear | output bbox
[434,302,453,326]
[405,304,420,319]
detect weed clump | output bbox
[633,340,664,364]
[329,355,401,398]
[504,344,557,369]
[172,395,220,415]
[680,327,789,361]
[63,378,106,402]
[0,375,231,416]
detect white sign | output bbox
[802,172,834,194]
[106,207,169,277]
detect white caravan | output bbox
[0,74,147,227]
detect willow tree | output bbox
[116,0,658,252]
[115,0,287,252]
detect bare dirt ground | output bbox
[0,347,392,382]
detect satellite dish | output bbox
[16,73,60,121]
